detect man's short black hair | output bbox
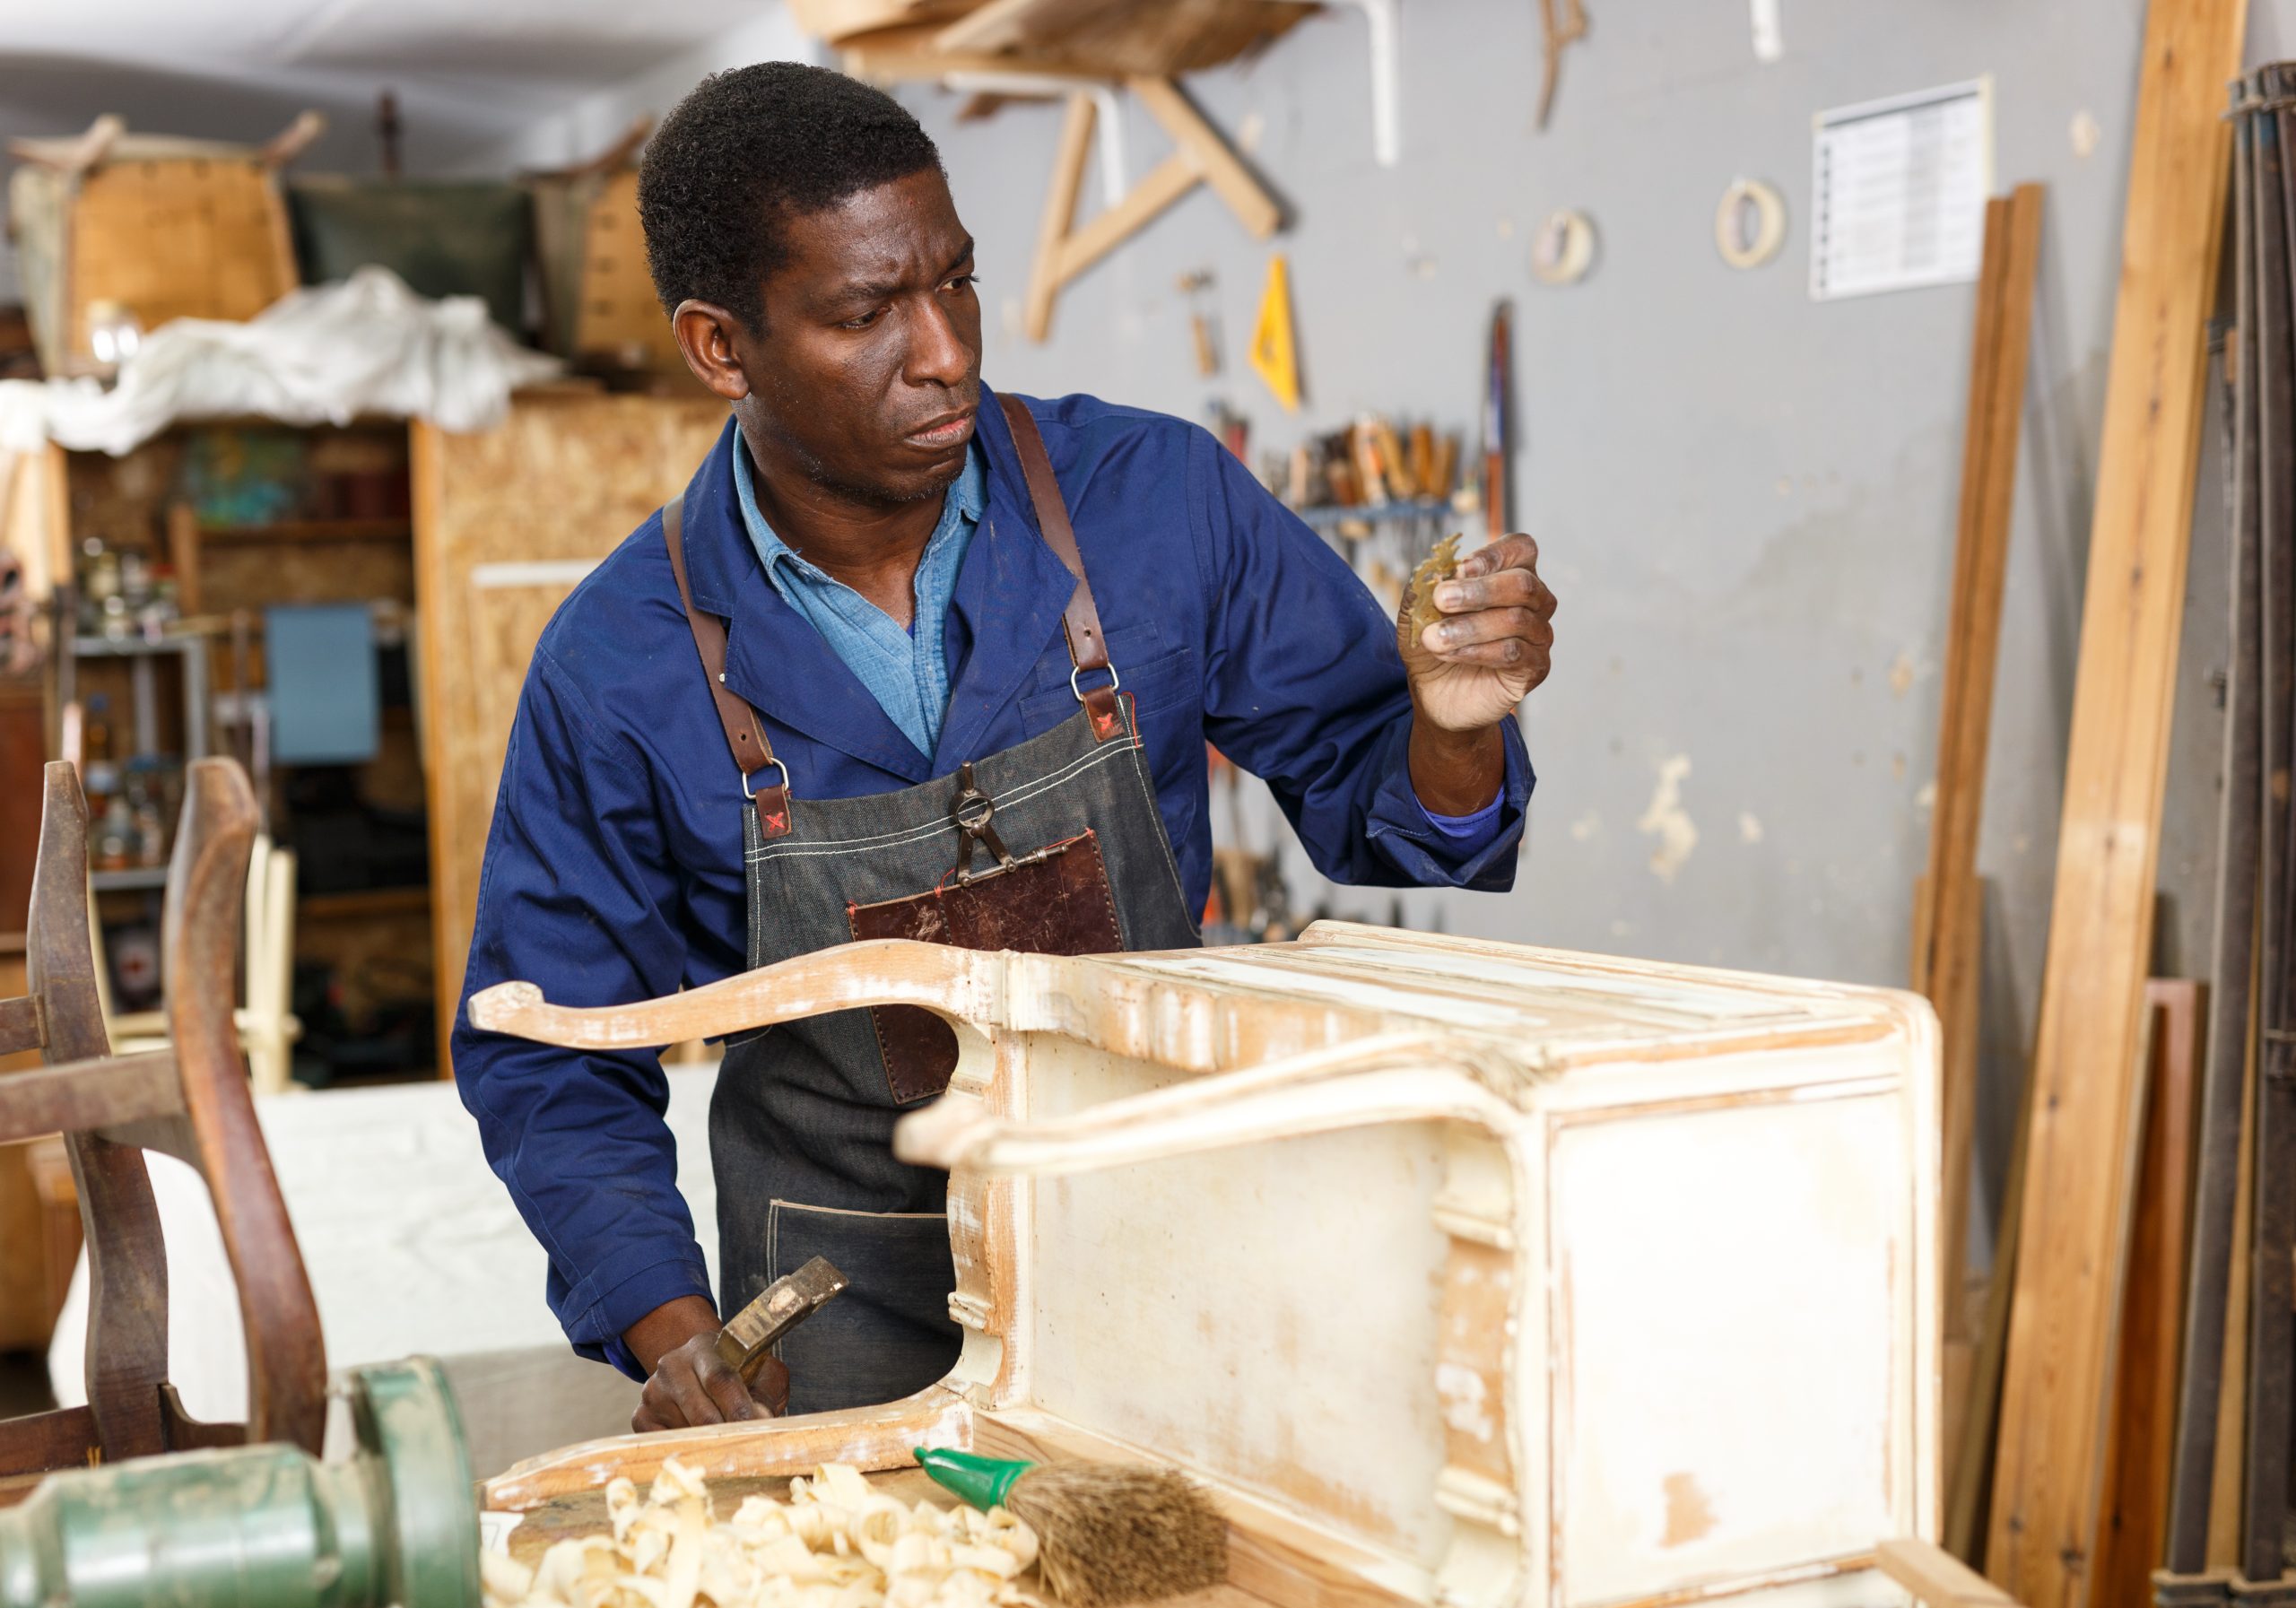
[638,62,943,332]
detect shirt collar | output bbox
[731,430,987,584]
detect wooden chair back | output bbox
[0,757,325,1485]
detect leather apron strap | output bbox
[997,395,1126,743]
[663,493,794,839]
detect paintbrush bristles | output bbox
[1004,1463,1229,1606]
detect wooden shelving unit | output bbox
[198,519,413,544]
[298,886,428,920]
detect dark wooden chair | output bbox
[0,757,326,1486]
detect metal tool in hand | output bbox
[716,1256,848,1381]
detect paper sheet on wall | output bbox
[1810,79,1993,300]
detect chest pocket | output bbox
[1020,622,1199,732]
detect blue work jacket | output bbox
[454,387,1535,1369]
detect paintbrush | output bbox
[915,1448,1227,1605]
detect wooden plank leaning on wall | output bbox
[413,394,728,1077]
[2091,981,2205,1608]
[1982,1,2248,1604]
[1911,182,2043,1529]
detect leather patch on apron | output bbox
[846,829,1125,1102]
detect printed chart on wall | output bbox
[1810,78,1993,300]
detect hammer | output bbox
[716,1256,848,1387]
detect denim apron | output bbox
[663,397,1199,1414]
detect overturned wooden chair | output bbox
[0,757,324,1489]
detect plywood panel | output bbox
[413,394,726,1076]
[1553,1092,1906,1606]
[570,171,686,374]
[1025,1039,1454,1565]
[66,160,296,367]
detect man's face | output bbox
[729,168,982,507]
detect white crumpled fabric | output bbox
[0,266,563,456]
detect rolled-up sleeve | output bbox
[451,644,711,1376]
[1192,434,1533,891]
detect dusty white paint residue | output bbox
[1436,1362,1495,1441]
[1638,756,1698,883]
[1571,810,1603,842]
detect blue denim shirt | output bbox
[454,390,1535,1372]
[732,437,985,760]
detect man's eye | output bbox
[943,274,978,293]
[840,308,885,330]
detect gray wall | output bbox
[465,0,2296,1256]
[882,1,2292,1256]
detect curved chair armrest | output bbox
[467,939,1003,1050]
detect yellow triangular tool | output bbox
[1248,253,1300,413]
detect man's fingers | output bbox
[633,1378,682,1434]
[660,1356,729,1428]
[750,1355,792,1417]
[1456,532,1539,578]
[1432,569,1554,616]
[1421,608,1554,655]
[697,1352,765,1422]
[1443,640,1551,671]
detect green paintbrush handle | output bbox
[916,1448,1034,1512]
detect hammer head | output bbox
[713,1256,848,1380]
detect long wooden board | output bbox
[1918,186,2041,1339]
[2092,982,2205,1608]
[1982,3,2248,1604]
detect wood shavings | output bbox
[485,1461,1043,1608]
[1407,534,1463,640]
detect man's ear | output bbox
[672,300,753,403]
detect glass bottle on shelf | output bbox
[95,794,135,873]
[83,691,113,763]
[126,765,166,869]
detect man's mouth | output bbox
[905,408,977,449]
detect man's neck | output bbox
[739,428,943,627]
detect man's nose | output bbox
[907,297,974,388]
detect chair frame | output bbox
[0,757,325,1484]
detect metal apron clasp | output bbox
[948,762,1060,887]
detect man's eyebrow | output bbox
[821,242,975,306]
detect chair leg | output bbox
[22,762,169,1465]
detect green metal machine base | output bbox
[0,1356,479,1608]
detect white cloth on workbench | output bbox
[0,266,561,456]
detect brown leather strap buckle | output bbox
[662,491,794,839]
[999,395,1129,744]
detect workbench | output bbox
[471,924,1941,1608]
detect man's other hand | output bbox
[1402,532,1557,734]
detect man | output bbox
[457,63,1555,1433]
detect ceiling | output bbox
[0,0,771,171]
